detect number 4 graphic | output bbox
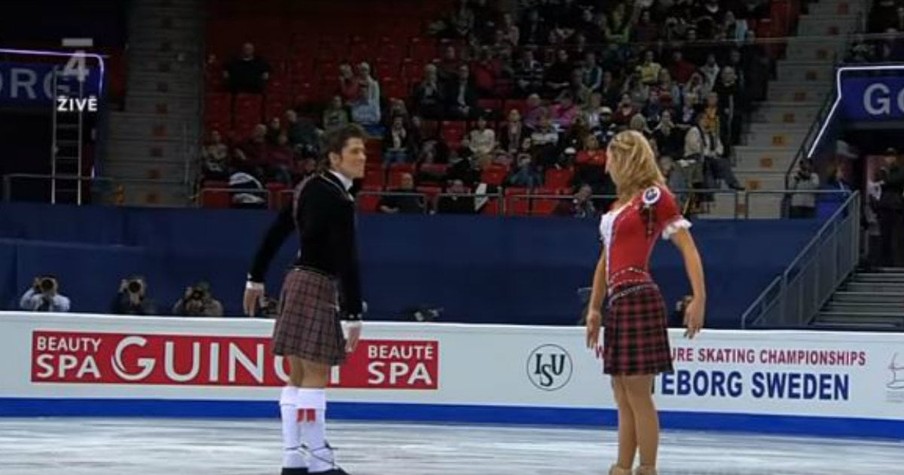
[62,50,89,82]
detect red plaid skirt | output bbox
[603,282,673,376]
[272,267,348,366]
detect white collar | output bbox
[328,170,354,191]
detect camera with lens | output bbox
[188,288,205,301]
[37,276,57,295]
[125,278,144,296]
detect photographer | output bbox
[789,159,819,219]
[172,282,224,317]
[111,276,157,315]
[19,275,70,312]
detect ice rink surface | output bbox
[1,418,902,475]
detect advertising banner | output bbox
[841,75,904,121]
[0,61,101,106]
[1,313,903,439]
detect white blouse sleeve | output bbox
[661,217,692,240]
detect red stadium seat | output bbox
[388,163,416,187]
[416,185,442,209]
[440,121,467,148]
[358,185,383,213]
[504,187,530,216]
[544,168,573,189]
[201,181,231,209]
[503,99,528,115]
[481,195,501,215]
[477,98,504,118]
[419,163,448,177]
[364,139,383,164]
[480,165,508,186]
[364,167,385,187]
[531,187,561,216]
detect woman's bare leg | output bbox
[622,375,659,470]
[612,376,638,471]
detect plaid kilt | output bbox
[603,283,673,376]
[272,267,348,366]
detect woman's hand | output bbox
[683,297,704,339]
[586,309,602,349]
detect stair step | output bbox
[730,171,788,191]
[124,96,200,115]
[117,181,192,207]
[852,274,904,283]
[733,148,796,172]
[874,267,904,273]
[752,106,820,125]
[128,31,199,43]
[128,77,199,95]
[846,282,904,293]
[103,159,188,181]
[766,86,830,103]
[107,142,192,161]
[825,301,904,311]
[833,291,904,303]
[127,38,203,54]
[705,192,784,219]
[130,4,200,16]
[818,310,904,319]
[811,320,903,330]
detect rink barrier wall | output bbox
[0,202,822,327]
[2,313,903,440]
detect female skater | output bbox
[585,130,705,475]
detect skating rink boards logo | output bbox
[526,344,573,391]
[886,352,904,403]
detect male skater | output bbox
[244,124,367,475]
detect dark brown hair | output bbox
[318,123,367,171]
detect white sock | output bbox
[297,388,332,473]
[280,386,305,469]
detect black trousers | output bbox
[877,207,904,267]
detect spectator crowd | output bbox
[201,0,777,216]
[846,0,904,62]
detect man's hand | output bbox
[243,282,265,317]
[344,320,362,353]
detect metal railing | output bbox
[7,175,853,220]
[2,173,184,205]
[740,191,861,329]
[193,186,852,219]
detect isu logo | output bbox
[31,331,439,390]
[526,344,573,391]
[888,353,904,391]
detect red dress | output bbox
[598,185,690,375]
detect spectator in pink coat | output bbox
[550,93,580,129]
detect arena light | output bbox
[808,64,904,159]
[0,47,106,97]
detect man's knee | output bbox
[300,359,332,387]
